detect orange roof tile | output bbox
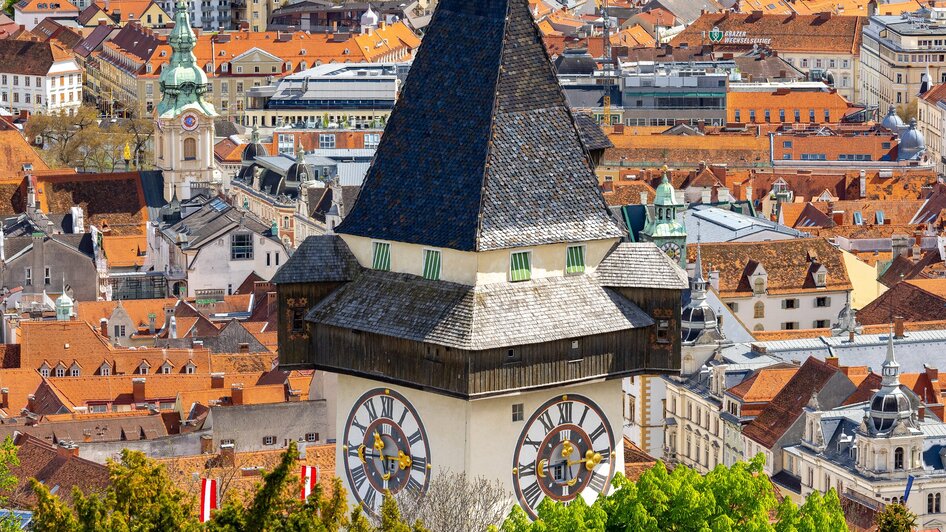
[132,23,419,80]
[688,237,852,297]
[15,0,78,13]
[0,368,43,416]
[157,443,336,504]
[214,138,244,163]
[35,171,148,237]
[43,372,267,407]
[727,367,799,403]
[76,298,178,332]
[0,130,47,176]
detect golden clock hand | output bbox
[357,444,367,464]
[373,431,384,452]
[537,459,547,478]
[565,450,604,471]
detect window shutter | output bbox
[510,252,531,282]
[566,245,585,274]
[826,297,831,307]
[372,242,391,271]
[422,250,440,280]
[781,300,787,309]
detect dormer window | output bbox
[753,277,766,294]
[565,245,585,275]
[70,363,80,377]
[510,251,532,282]
[184,362,196,374]
[54,364,66,378]
[422,249,441,281]
[160,361,173,374]
[372,242,391,271]
[205,62,213,73]
[39,363,50,378]
[138,362,150,374]
[222,62,229,72]
[99,362,111,376]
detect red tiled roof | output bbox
[10,433,109,507]
[743,357,840,448]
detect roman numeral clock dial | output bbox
[512,395,616,519]
[342,388,431,517]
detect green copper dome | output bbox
[654,175,679,206]
[156,0,217,118]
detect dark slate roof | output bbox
[74,23,113,58]
[574,113,613,151]
[138,171,166,220]
[214,119,243,138]
[271,235,361,284]
[307,270,652,350]
[335,0,623,251]
[596,242,688,289]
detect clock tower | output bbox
[273,0,687,520]
[640,175,687,268]
[154,0,218,202]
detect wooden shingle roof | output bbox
[336,0,623,251]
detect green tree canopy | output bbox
[875,503,917,532]
[501,455,849,532]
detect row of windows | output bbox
[1,92,76,105]
[0,74,77,87]
[370,242,588,282]
[742,296,832,319]
[733,109,831,124]
[40,363,197,377]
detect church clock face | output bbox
[512,394,615,519]
[181,113,199,131]
[660,242,682,263]
[342,388,431,517]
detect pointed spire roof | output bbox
[336,0,622,252]
[881,326,901,388]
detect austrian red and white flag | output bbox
[199,478,217,523]
[300,465,319,501]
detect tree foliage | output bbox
[875,503,917,532]
[31,441,421,532]
[501,455,849,532]
[0,437,20,532]
[24,107,154,171]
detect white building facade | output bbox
[0,41,82,116]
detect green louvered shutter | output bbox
[422,249,441,280]
[565,245,585,274]
[372,242,391,271]
[510,251,531,282]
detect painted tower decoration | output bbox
[154,0,218,201]
[640,176,687,268]
[272,0,687,520]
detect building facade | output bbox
[861,7,946,111]
[0,40,82,116]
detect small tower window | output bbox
[510,251,531,282]
[183,137,197,160]
[565,245,585,274]
[372,242,391,271]
[754,301,765,319]
[895,447,904,470]
[422,249,441,280]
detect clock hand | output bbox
[566,450,604,471]
[373,432,385,452]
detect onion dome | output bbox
[286,149,311,182]
[881,104,905,131]
[900,118,926,155]
[653,174,679,206]
[242,125,268,164]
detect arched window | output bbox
[937,493,942,513]
[183,137,197,160]
[753,277,766,294]
[753,323,765,331]
[895,447,904,470]
[754,301,765,319]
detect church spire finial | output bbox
[692,220,707,300]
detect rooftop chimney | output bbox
[211,372,224,389]
[220,442,235,467]
[894,316,905,339]
[1,388,8,409]
[132,377,146,403]
[231,383,244,406]
[200,434,213,454]
[57,441,79,458]
[825,356,839,368]
[100,318,108,337]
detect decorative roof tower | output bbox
[640,174,687,267]
[866,329,920,435]
[156,0,216,119]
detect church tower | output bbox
[273,0,687,520]
[154,0,218,201]
[640,175,687,268]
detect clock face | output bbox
[512,394,615,519]
[342,388,431,517]
[181,113,199,131]
[660,242,681,262]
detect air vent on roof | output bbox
[300,48,306,55]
